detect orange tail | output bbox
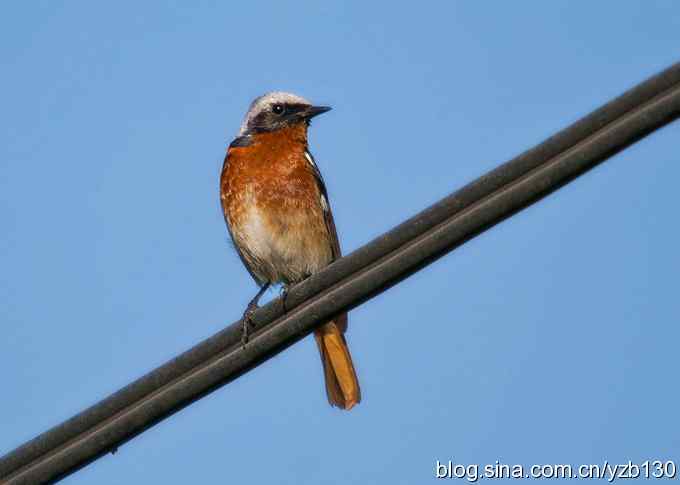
[313,315,361,410]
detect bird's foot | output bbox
[240,283,270,348]
[279,285,290,313]
[241,303,258,348]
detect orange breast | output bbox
[220,125,334,284]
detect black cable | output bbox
[2,62,680,485]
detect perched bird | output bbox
[220,92,361,410]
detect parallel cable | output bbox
[2,62,680,485]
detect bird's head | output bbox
[238,92,331,136]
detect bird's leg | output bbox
[242,283,270,347]
[279,285,290,313]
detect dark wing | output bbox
[228,135,253,148]
[305,149,347,332]
[305,149,341,260]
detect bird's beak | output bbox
[303,105,332,119]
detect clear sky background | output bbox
[1,2,679,484]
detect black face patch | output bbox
[246,103,310,134]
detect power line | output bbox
[2,61,680,485]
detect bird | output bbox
[219,92,361,410]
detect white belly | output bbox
[235,203,332,284]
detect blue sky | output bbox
[1,2,679,483]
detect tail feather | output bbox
[314,317,361,410]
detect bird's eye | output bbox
[272,104,285,115]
